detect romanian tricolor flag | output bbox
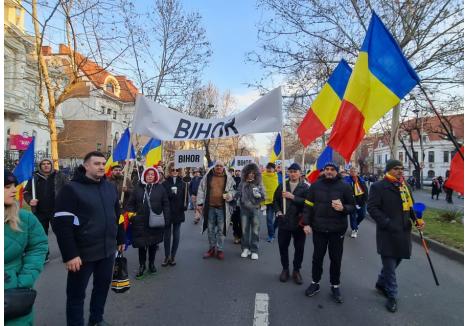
[297,60,352,147]
[13,138,35,207]
[328,12,420,162]
[306,146,333,184]
[269,133,281,163]
[142,138,162,168]
[105,128,136,176]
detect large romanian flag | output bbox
[269,133,282,163]
[13,138,35,207]
[142,138,162,168]
[444,146,464,194]
[328,12,420,162]
[297,60,352,147]
[306,146,333,184]
[105,128,136,176]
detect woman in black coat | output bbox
[126,167,171,279]
[161,162,188,266]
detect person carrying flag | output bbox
[262,162,279,242]
[24,158,68,262]
[344,166,368,238]
[107,164,134,208]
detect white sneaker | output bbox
[350,230,358,238]
[241,249,251,258]
[251,253,259,260]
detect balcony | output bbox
[4,90,28,116]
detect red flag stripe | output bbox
[297,110,327,147]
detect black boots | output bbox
[148,263,157,274]
[136,264,146,279]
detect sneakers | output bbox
[331,286,344,303]
[136,264,146,279]
[241,249,251,258]
[148,263,157,274]
[162,257,170,267]
[305,283,320,297]
[203,248,216,259]
[386,297,397,313]
[292,270,303,285]
[279,269,290,282]
[350,230,358,238]
[267,236,274,243]
[375,283,388,298]
[233,237,241,244]
[251,253,259,260]
[216,250,225,260]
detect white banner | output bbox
[174,150,205,168]
[132,87,283,141]
[233,156,255,170]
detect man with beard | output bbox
[303,162,355,303]
[107,164,133,208]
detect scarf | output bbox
[352,176,364,196]
[384,173,413,211]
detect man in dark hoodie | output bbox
[303,162,355,303]
[238,163,265,260]
[24,158,68,261]
[52,151,125,326]
[107,164,133,208]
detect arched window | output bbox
[427,170,435,178]
[106,83,114,93]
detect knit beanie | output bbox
[323,161,339,172]
[4,169,18,186]
[385,159,403,172]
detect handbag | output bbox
[111,252,130,293]
[4,287,37,320]
[146,191,165,228]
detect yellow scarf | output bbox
[352,176,364,196]
[262,171,279,205]
[384,173,413,211]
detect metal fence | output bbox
[4,150,52,171]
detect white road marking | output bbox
[254,293,269,326]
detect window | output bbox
[398,152,403,162]
[113,111,117,120]
[428,151,435,163]
[106,83,114,93]
[443,151,449,163]
[107,109,112,115]
[427,170,435,178]
[405,152,408,163]
[414,151,419,161]
[385,154,388,162]
[101,106,105,114]
[377,155,382,164]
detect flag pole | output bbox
[32,176,36,200]
[281,130,286,215]
[418,83,463,160]
[120,131,134,205]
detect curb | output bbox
[366,217,464,264]
[410,231,464,264]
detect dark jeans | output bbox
[66,254,115,326]
[138,244,158,265]
[278,227,305,271]
[377,256,402,299]
[231,207,242,239]
[349,204,366,231]
[446,189,453,203]
[266,204,277,238]
[36,211,53,235]
[164,222,181,258]
[312,231,345,285]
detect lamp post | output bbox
[413,109,424,189]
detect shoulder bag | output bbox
[4,287,37,320]
[145,190,165,228]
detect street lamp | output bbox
[413,109,425,189]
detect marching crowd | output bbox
[5,151,430,325]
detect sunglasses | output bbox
[170,168,177,172]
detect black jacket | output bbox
[303,176,355,233]
[126,183,171,248]
[367,179,414,259]
[24,170,68,216]
[189,176,202,196]
[162,176,188,224]
[273,180,309,231]
[52,166,125,263]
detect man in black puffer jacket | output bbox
[303,162,355,304]
[52,151,125,326]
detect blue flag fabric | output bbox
[13,138,35,183]
[113,128,136,161]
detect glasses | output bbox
[392,167,404,171]
[170,169,177,172]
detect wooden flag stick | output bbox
[120,132,134,204]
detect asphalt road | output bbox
[411,189,464,211]
[34,210,463,326]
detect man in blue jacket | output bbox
[344,166,368,238]
[53,151,125,326]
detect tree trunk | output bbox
[47,113,60,170]
[203,139,212,166]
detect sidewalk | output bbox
[412,189,464,211]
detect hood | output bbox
[38,158,54,175]
[241,163,261,183]
[72,165,105,184]
[206,165,229,177]
[140,167,160,185]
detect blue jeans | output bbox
[377,256,402,299]
[241,208,260,253]
[208,207,225,251]
[66,254,115,326]
[266,204,276,238]
[164,222,181,258]
[349,204,367,231]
